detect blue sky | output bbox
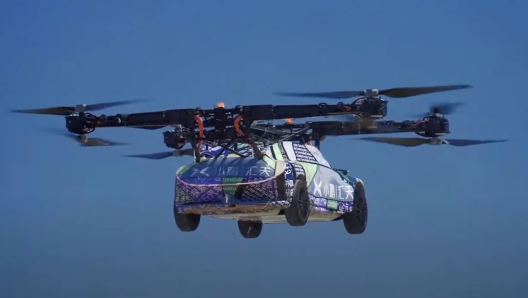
[1,0,527,297]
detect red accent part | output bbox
[234,115,244,136]
[194,115,204,156]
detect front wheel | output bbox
[237,220,263,239]
[285,174,310,226]
[343,182,368,234]
[173,202,201,232]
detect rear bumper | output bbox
[175,174,287,204]
[174,159,289,206]
[175,200,289,215]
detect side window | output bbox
[336,170,351,183]
[345,174,358,186]
[334,169,355,186]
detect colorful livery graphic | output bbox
[174,141,367,238]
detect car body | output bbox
[173,141,368,238]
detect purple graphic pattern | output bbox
[175,175,281,204]
[176,177,223,203]
[311,195,354,213]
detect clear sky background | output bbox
[1,0,527,297]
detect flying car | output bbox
[172,141,367,238]
[9,88,506,238]
[10,99,371,238]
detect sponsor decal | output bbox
[326,200,338,210]
[189,165,273,178]
[222,177,243,195]
[312,177,354,200]
[292,143,318,163]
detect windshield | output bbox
[304,144,331,167]
[265,142,331,167]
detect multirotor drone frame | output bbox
[65,103,369,160]
[10,84,506,153]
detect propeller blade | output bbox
[379,84,472,98]
[81,137,129,146]
[43,127,85,143]
[251,125,287,135]
[130,126,167,130]
[124,148,195,159]
[10,99,147,116]
[275,84,472,100]
[11,106,78,116]
[412,102,465,118]
[431,102,464,115]
[124,151,177,159]
[43,127,128,146]
[329,115,358,122]
[444,139,507,147]
[356,137,430,147]
[252,120,272,126]
[275,91,364,99]
[84,99,147,111]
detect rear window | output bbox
[178,158,275,179]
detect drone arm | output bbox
[90,104,358,130]
[94,109,197,129]
[365,121,424,134]
[306,120,422,138]
[270,104,358,119]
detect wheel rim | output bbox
[299,188,309,218]
[355,197,367,224]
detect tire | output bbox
[173,201,200,232]
[285,174,310,226]
[237,220,263,239]
[343,182,368,234]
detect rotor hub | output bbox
[430,138,442,145]
[163,129,188,149]
[413,116,450,138]
[353,97,387,118]
[363,89,379,97]
[74,104,87,113]
[431,107,443,114]
[65,113,97,135]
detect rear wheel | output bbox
[285,174,310,226]
[173,202,200,232]
[237,220,263,239]
[343,182,368,234]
